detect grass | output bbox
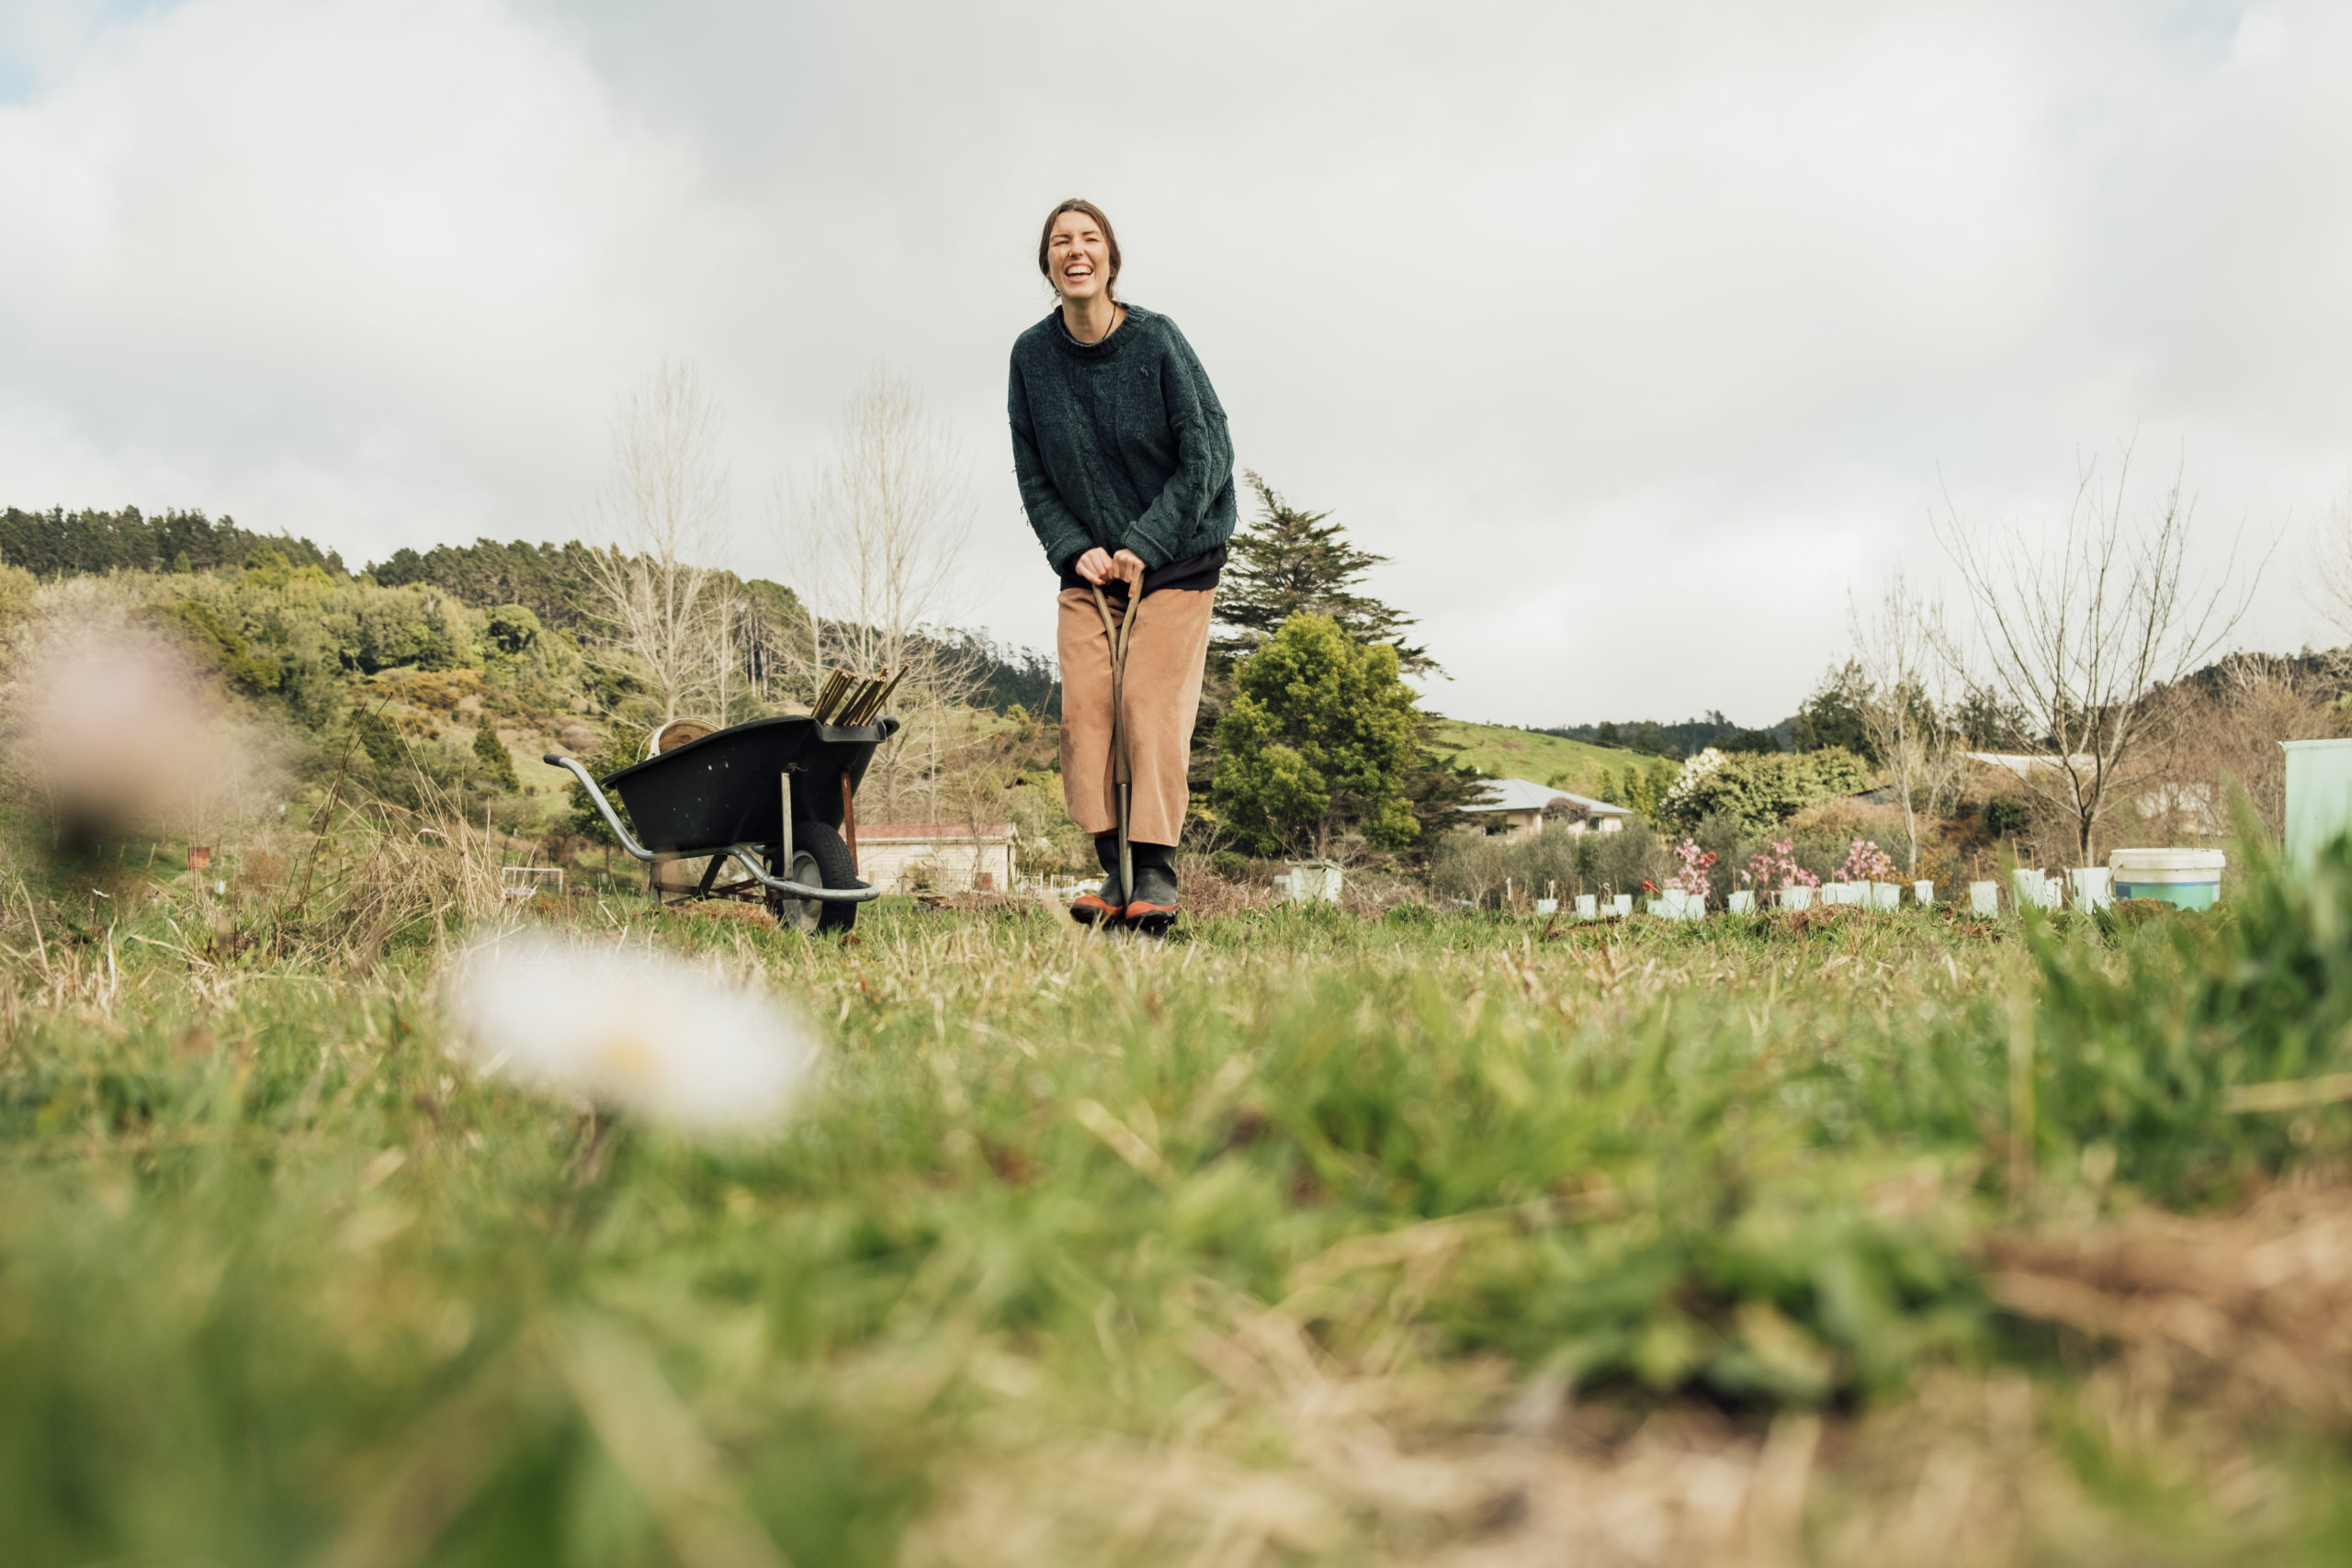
[1426,716,1635,793]
[8,827,2352,1564]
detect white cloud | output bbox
[1,0,2346,724]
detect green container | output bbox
[2108,848,2224,909]
[2282,739,2352,870]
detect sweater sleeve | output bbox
[1008,355,1095,571]
[1118,322,1235,570]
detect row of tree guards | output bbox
[1504,853,2230,919]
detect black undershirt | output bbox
[1058,543,1226,601]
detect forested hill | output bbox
[364,536,1058,714]
[366,538,605,634]
[1,507,1059,716]
[0,506,345,578]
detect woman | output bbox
[1009,197,1236,930]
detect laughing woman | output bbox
[1009,197,1236,931]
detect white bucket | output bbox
[1284,862,1342,904]
[1575,895,1598,919]
[2010,869,2043,908]
[2108,847,2225,911]
[1727,890,1757,914]
[1914,880,1935,906]
[1611,894,1634,918]
[1971,881,2000,916]
[1535,897,1558,916]
[1871,883,1901,912]
[1782,885,1815,910]
[2069,867,2113,911]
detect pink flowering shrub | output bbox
[1668,839,1718,898]
[1839,838,1898,883]
[1747,839,1818,894]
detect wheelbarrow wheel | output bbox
[767,819,861,934]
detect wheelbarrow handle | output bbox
[717,845,882,904]
[543,754,655,863]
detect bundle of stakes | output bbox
[808,666,904,726]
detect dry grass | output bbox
[1987,1177,2352,1425]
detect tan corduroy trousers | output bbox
[1057,585,1215,847]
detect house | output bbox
[852,822,1020,894]
[1459,779,1634,841]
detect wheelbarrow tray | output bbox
[599,716,899,854]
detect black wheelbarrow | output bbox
[545,714,900,933]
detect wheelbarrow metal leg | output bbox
[779,774,794,877]
[841,767,858,876]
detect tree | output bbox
[1213,472,1435,674]
[471,721,521,792]
[583,361,734,725]
[2305,481,2352,639]
[1789,660,1872,757]
[779,369,981,820]
[1937,448,2258,863]
[1597,756,1680,824]
[1849,573,1968,873]
[1210,615,1423,858]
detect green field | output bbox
[9,824,2352,1566]
[1425,716,1638,793]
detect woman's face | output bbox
[1046,210,1113,302]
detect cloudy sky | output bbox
[2,0,2346,727]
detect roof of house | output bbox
[1459,779,1634,818]
[1966,751,2097,778]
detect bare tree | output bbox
[1937,448,2258,863]
[2142,654,2352,845]
[2304,481,2352,642]
[585,361,733,725]
[1849,571,1967,874]
[779,369,980,819]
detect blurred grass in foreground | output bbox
[7,835,2352,1563]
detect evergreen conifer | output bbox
[471,722,521,792]
[1212,472,1435,674]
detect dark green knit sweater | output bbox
[1007,304,1237,573]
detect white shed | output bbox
[853,822,1020,894]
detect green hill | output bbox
[1426,717,1639,795]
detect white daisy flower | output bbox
[451,932,818,1136]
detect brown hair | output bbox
[1037,198,1120,302]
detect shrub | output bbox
[1984,795,2030,837]
[1429,820,1664,907]
[1211,615,1423,857]
[1660,748,1869,831]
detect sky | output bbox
[1,0,2347,728]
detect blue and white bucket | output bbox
[2108,848,2224,910]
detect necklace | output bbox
[1068,298,1120,344]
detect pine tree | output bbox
[472,721,522,792]
[1212,472,1436,675]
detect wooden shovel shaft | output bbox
[1090,584,1136,906]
